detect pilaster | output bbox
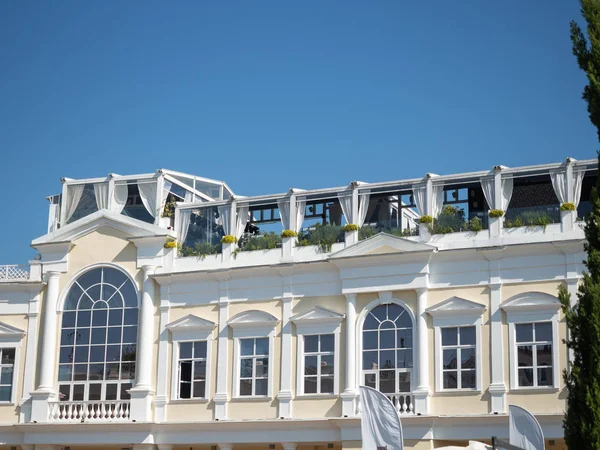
[413,288,430,415]
[341,293,357,417]
[214,277,230,420]
[277,291,294,418]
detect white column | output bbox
[341,293,357,417]
[277,295,293,418]
[153,302,170,422]
[413,288,430,414]
[489,282,507,413]
[214,299,229,420]
[20,293,40,422]
[38,271,60,391]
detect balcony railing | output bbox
[356,392,415,415]
[48,400,131,422]
[0,264,30,282]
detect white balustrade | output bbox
[0,264,30,282]
[355,393,415,416]
[48,400,131,422]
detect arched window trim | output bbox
[57,263,140,313]
[356,297,417,395]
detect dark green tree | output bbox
[562,2,600,448]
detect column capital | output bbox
[344,292,357,302]
[489,282,502,290]
[142,265,158,275]
[45,270,61,281]
[415,287,428,296]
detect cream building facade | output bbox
[0,161,593,450]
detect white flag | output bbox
[509,405,544,450]
[359,386,404,450]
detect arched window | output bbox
[362,303,413,394]
[58,266,138,403]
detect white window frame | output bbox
[501,292,561,391]
[291,306,344,397]
[427,296,485,393]
[166,314,215,402]
[0,321,26,405]
[229,311,279,399]
[439,326,478,391]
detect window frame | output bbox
[0,338,22,405]
[167,314,215,402]
[438,325,478,391]
[502,292,561,391]
[291,307,344,397]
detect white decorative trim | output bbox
[0,321,26,404]
[293,306,344,397]
[501,292,561,390]
[426,296,486,318]
[228,310,279,331]
[330,232,436,259]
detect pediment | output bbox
[501,292,560,313]
[329,232,436,259]
[427,297,486,317]
[228,310,280,329]
[32,210,175,247]
[165,314,216,332]
[0,321,26,340]
[290,306,345,324]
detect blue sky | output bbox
[0,1,596,263]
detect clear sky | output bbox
[0,1,597,264]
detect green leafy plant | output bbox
[467,217,483,233]
[504,211,552,231]
[164,240,177,249]
[561,202,577,211]
[241,233,282,251]
[232,247,241,259]
[432,205,466,234]
[358,226,377,240]
[418,215,433,224]
[488,209,505,218]
[297,224,344,251]
[343,224,360,232]
[280,229,298,238]
[161,199,177,218]
[179,242,221,259]
[220,235,237,244]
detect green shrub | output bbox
[468,217,483,232]
[179,242,221,258]
[344,224,360,232]
[418,215,433,224]
[241,233,282,251]
[489,209,504,218]
[297,224,344,252]
[280,229,298,238]
[358,226,377,240]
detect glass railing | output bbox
[504,205,560,229]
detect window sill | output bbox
[509,386,560,393]
[230,396,273,402]
[296,394,339,399]
[435,389,482,396]
[0,402,15,406]
[169,398,210,404]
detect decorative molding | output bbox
[500,291,561,314]
[166,314,216,333]
[290,306,345,327]
[426,296,486,319]
[228,310,280,331]
[330,232,436,259]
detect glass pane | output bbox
[240,359,253,378]
[0,385,11,401]
[179,342,193,359]
[104,344,120,362]
[89,346,105,363]
[194,361,206,380]
[397,349,413,369]
[106,384,118,401]
[304,376,318,394]
[461,348,476,369]
[120,282,138,308]
[77,310,91,327]
[194,341,207,359]
[240,339,254,356]
[103,268,128,291]
[240,379,252,396]
[364,373,377,389]
[74,328,90,345]
[0,367,13,385]
[107,327,122,344]
[102,283,118,304]
[122,326,138,344]
[122,344,136,362]
[443,349,457,370]
[461,370,476,389]
[321,334,334,352]
[255,379,268,396]
[58,364,72,382]
[320,376,334,394]
[59,347,74,364]
[380,350,395,369]
[73,364,87,381]
[255,338,269,355]
[518,368,534,387]
[62,312,76,328]
[75,346,89,363]
[108,309,123,326]
[379,370,396,394]
[78,295,93,310]
[363,351,378,370]
[106,363,120,380]
[92,309,108,327]
[77,269,102,290]
[87,285,101,303]
[59,384,70,401]
[321,354,334,375]
[442,327,458,346]
[64,283,84,310]
[123,309,138,325]
[371,305,387,322]
[121,362,135,380]
[91,327,107,345]
[60,329,75,346]
[120,383,132,400]
[398,371,411,393]
[193,381,206,398]
[180,361,192,382]
[395,310,412,328]
[364,313,379,330]
[363,331,378,350]
[535,322,553,342]
[305,356,318,376]
[396,329,412,349]
[516,323,533,343]
[73,384,85,401]
[88,364,104,380]
[537,344,553,366]
[387,304,403,321]
[460,326,476,346]
[305,335,319,353]
[380,320,395,330]
[443,371,458,389]
[538,367,553,386]
[255,358,269,377]
[1,348,14,365]
[380,330,395,349]
[89,383,102,401]
[518,346,533,367]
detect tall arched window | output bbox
[58,266,138,403]
[362,303,413,394]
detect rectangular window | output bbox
[0,348,15,402]
[303,334,335,394]
[515,322,553,387]
[239,337,269,396]
[178,341,207,399]
[441,326,476,390]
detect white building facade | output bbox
[0,160,593,450]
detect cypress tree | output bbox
[562,1,600,448]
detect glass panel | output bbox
[239,379,252,396]
[364,373,376,389]
[88,364,104,380]
[395,310,412,328]
[89,383,102,401]
[380,320,395,330]
[106,384,118,401]
[0,367,13,385]
[363,331,378,350]
[123,309,138,325]
[64,283,84,310]
[0,385,12,401]
[122,326,137,344]
[91,327,107,345]
[255,358,269,377]
[108,292,124,309]
[121,362,135,380]
[304,335,319,353]
[77,310,91,327]
[194,361,206,380]
[442,327,458,346]
[180,361,192,382]
[87,285,101,303]
[363,351,378,370]
[74,328,90,345]
[443,371,458,389]
[60,329,75,346]
[379,370,396,393]
[106,345,121,362]
[59,347,74,364]
[305,356,318,376]
[321,376,334,394]
[107,327,122,344]
[180,342,193,359]
[320,334,334,352]
[538,367,553,386]
[62,312,76,328]
[443,349,457,370]
[398,372,411,393]
[535,322,553,342]
[387,304,403,321]
[73,364,87,381]
[321,354,334,375]
[255,338,269,355]
[380,330,395,349]
[108,309,123,326]
[396,329,412,349]
[460,326,476,345]
[194,341,207,358]
[461,370,476,389]
[92,309,108,327]
[103,268,128,290]
[106,363,120,380]
[78,295,93,310]
[304,377,318,394]
[255,379,268,396]
[240,359,253,378]
[120,383,132,400]
[240,339,254,356]
[518,368,534,387]
[380,350,395,369]
[89,346,105,363]
[1,349,15,365]
[73,384,85,401]
[516,323,533,342]
[101,283,118,304]
[397,349,412,369]
[193,381,206,398]
[371,305,387,322]
[58,365,72,382]
[122,345,136,362]
[59,384,70,401]
[537,344,553,366]
[76,269,102,290]
[461,348,476,369]
[517,346,533,367]
[74,346,89,363]
[120,282,138,308]
[364,313,380,330]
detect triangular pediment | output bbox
[501,292,560,312]
[329,232,436,259]
[427,296,486,317]
[0,321,26,340]
[290,306,345,324]
[228,310,279,329]
[32,210,176,246]
[165,314,216,332]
